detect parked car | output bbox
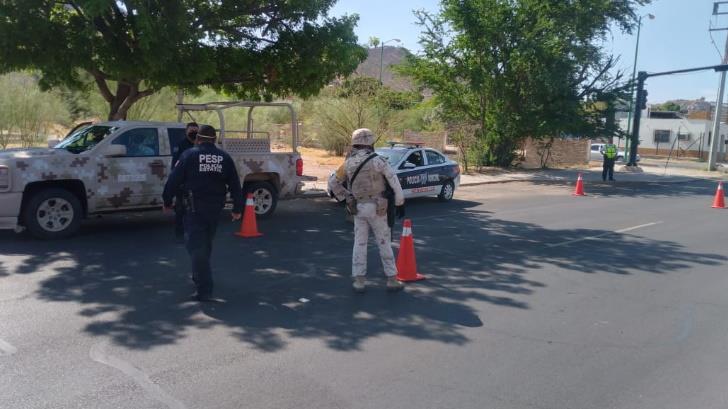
[328,143,461,202]
[0,101,305,239]
[590,143,640,162]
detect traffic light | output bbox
[637,89,648,110]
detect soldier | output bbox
[172,122,199,240]
[163,125,244,302]
[330,128,406,293]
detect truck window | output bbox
[54,125,118,154]
[167,128,186,155]
[112,128,160,157]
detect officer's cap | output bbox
[198,125,216,140]
[351,128,375,146]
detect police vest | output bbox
[604,144,617,159]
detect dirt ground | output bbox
[298,146,345,181]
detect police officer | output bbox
[330,128,406,293]
[163,125,244,301]
[172,122,199,240]
[602,142,618,181]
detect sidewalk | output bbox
[298,163,726,198]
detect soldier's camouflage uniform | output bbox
[332,148,405,278]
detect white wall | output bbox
[618,112,728,153]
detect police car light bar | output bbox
[386,141,425,148]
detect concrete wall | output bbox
[519,137,589,169]
[402,130,447,152]
[618,113,728,160]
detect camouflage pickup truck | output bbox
[0,101,304,239]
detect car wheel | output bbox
[245,182,278,219]
[23,188,82,239]
[438,180,455,202]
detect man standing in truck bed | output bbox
[163,125,244,302]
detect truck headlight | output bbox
[0,166,10,191]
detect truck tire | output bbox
[245,182,278,219]
[23,188,82,239]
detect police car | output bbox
[328,142,461,202]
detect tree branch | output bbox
[87,68,114,103]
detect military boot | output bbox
[386,277,404,292]
[352,276,367,293]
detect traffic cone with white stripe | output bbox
[235,193,263,238]
[712,181,725,209]
[396,219,425,282]
[573,173,586,196]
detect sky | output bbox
[329,0,728,104]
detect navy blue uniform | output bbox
[163,142,244,297]
[172,137,196,237]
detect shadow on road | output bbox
[1,193,725,352]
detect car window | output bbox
[112,128,159,157]
[403,150,425,168]
[425,150,446,165]
[167,128,186,155]
[55,125,118,154]
[591,145,600,152]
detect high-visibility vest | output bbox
[604,144,617,159]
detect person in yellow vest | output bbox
[602,143,618,182]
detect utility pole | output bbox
[708,2,728,170]
[625,14,655,163]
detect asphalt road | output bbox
[1,173,727,409]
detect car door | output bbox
[398,149,437,198]
[590,144,602,161]
[423,149,452,195]
[96,127,168,209]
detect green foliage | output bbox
[398,0,649,167]
[0,1,366,120]
[0,72,70,148]
[310,78,424,155]
[656,101,682,112]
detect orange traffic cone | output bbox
[235,193,263,238]
[573,173,586,196]
[396,219,425,282]
[712,181,725,209]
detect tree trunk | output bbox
[108,83,133,120]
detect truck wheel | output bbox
[438,180,455,202]
[23,188,82,239]
[245,182,278,219]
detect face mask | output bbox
[187,131,197,139]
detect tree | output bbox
[0,1,367,120]
[313,77,420,155]
[658,101,682,112]
[398,0,649,166]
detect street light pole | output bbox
[379,38,401,84]
[625,13,654,163]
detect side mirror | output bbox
[402,162,416,169]
[104,144,127,157]
[47,139,60,148]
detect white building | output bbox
[618,110,728,160]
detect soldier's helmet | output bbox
[351,128,375,146]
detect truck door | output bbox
[96,127,168,209]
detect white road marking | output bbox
[90,341,187,409]
[547,222,663,248]
[0,338,17,356]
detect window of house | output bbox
[677,133,690,141]
[654,130,671,143]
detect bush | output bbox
[0,72,70,148]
